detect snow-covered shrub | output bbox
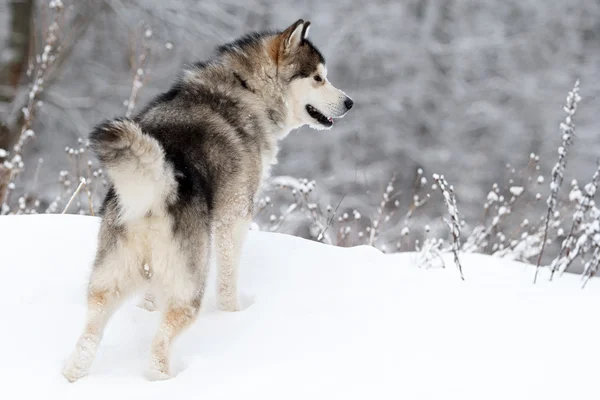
[547,164,600,285]
[463,154,547,260]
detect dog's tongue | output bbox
[328,117,333,122]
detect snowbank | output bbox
[0,214,598,399]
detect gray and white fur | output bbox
[62,19,353,382]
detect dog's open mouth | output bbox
[306,105,333,127]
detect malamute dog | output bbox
[62,19,353,382]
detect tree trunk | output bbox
[0,0,34,151]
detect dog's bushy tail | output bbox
[90,118,176,222]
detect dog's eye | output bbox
[313,75,322,82]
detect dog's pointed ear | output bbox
[301,21,311,40]
[281,19,306,53]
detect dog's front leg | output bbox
[215,215,250,312]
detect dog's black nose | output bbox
[344,97,354,110]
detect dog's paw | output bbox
[218,293,254,312]
[62,336,98,383]
[62,363,89,383]
[147,351,173,381]
[146,369,172,381]
[218,297,241,312]
[146,365,172,381]
[62,346,91,382]
[62,368,85,383]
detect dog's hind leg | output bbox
[62,289,122,382]
[215,214,251,312]
[147,300,202,380]
[62,246,139,382]
[147,238,210,380]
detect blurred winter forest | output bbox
[2,0,600,271]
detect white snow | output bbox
[486,190,499,202]
[0,214,599,399]
[509,186,524,196]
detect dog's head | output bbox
[274,19,354,130]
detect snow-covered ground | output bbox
[0,214,598,399]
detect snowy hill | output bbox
[0,214,598,399]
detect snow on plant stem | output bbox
[549,161,600,280]
[125,27,152,119]
[432,173,464,280]
[534,80,581,283]
[582,245,600,288]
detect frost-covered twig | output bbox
[124,26,152,118]
[549,162,600,279]
[582,246,600,288]
[433,174,464,280]
[264,176,335,245]
[493,229,544,262]
[318,193,345,243]
[463,154,540,257]
[534,80,580,283]
[0,165,10,210]
[413,225,445,269]
[62,177,87,214]
[64,139,96,215]
[463,184,514,253]
[368,175,396,247]
[394,193,429,251]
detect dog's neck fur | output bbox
[184,38,297,131]
[179,34,302,179]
